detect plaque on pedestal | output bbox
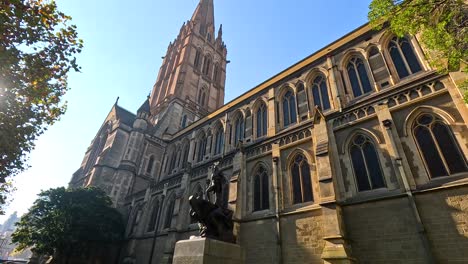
[173,237,244,264]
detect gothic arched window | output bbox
[253,165,269,211]
[282,90,297,127]
[146,156,155,174]
[147,200,160,232]
[129,207,142,235]
[164,198,175,229]
[412,113,467,178]
[234,114,244,145]
[197,135,207,162]
[256,103,267,138]
[213,63,221,84]
[169,150,178,172]
[311,75,331,110]
[181,143,190,168]
[347,57,373,98]
[84,128,108,174]
[198,88,207,107]
[388,36,422,79]
[349,134,385,192]
[214,126,224,155]
[194,49,201,70]
[181,115,187,128]
[202,55,211,76]
[290,153,313,204]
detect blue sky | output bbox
[1,0,371,222]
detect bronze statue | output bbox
[189,162,234,243]
[189,195,234,243]
[206,162,226,208]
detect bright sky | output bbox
[1,0,371,223]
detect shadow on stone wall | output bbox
[343,184,468,263]
[415,185,468,263]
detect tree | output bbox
[11,187,124,262]
[0,1,83,184]
[368,0,467,70]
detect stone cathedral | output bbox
[69,0,468,263]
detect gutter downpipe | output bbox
[383,120,435,263]
[272,154,283,264]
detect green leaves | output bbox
[11,187,125,257]
[0,0,83,193]
[368,0,468,71]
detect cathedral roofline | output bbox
[171,22,374,138]
[137,97,151,114]
[112,103,136,126]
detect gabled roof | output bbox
[137,98,151,114]
[114,104,136,126]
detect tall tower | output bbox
[149,0,227,136]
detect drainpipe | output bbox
[272,154,283,264]
[382,119,435,263]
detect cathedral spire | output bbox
[190,0,215,36]
[148,0,226,135]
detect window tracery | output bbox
[214,126,224,155]
[256,102,267,138]
[146,156,155,174]
[290,153,313,204]
[349,134,385,191]
[234,114,244,145]
[388,36,422,79]
[311,75,331,110]
[163,197,176,229]
[346,57,373,98]
[147,200,160,232]
[202,55,211,76]
[282,90,297,127]
[412,113,467,178]
[253,165,269,211]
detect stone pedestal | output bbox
[173,237,244,264]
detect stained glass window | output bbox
[147,200,160,232]
[256,103,267,138]
[290,154,313,204]
[311,75,331,110]
[282,90,297,127]
[349,134,385,191]
[164,198,175,229]
[347,57,373,97]
[412,113,467,178]
[388,37,422,79]
[253,166,269,211]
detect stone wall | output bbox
[343,196,427,263]
[343,184,468,263]
[415,185,468,263]
[239,218,278,264]
[280,210,324,264]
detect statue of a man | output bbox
[206,162,225,209]
[189,161,235,243]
